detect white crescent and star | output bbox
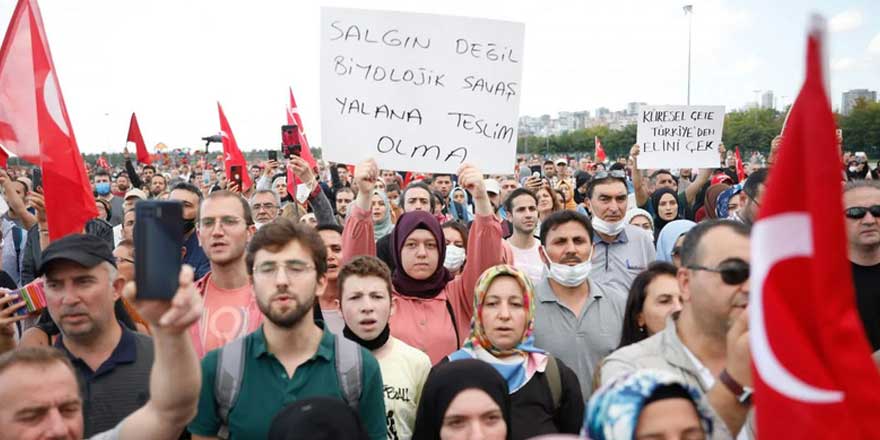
[750,212,844,403]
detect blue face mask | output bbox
[95,182,111,196]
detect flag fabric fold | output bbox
[287,87,317,168]
[750,16,880,439]
[0,0,96,240]
[735,146,746,181]
[594,136,607,163]
[127,112,151,164]
[217,102,252,192]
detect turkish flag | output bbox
[750,17,880,439]
[595,136,607,163]
[96,156,110,169]
[286,87,317,168]
[735,146,746,181]
[217,102,252,191]
[126,112,151,164]
[0,0,96,240]
[0,146,8,168]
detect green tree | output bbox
[839,99,880,157]
[722,107,784,155]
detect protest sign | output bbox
[636,105,725,170]
[320,8,525,174]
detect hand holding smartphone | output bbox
[135,201,183,300]
[281,125,302,158]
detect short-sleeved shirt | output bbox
[532,277,626,398]
[508,239,545,285]
[590,224,656,296]
[56,325,154,438]
[189,274,263,358]
[188,324,387,440]
[378,337,431,440]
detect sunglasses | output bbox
[844,205,880,220]
[687,258,750,285]
[593,170,626,180]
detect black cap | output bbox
[37,234,116,277]
[267,397,369,440]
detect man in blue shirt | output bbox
[170,182,210,279]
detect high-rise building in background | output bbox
[842,89,877,116]
[761,91,775,109]
[626,102,646,115]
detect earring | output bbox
[639,326,645,333]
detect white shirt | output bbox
[507,238,545,285]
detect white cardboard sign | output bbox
[320,8,525,174]
[636,105,725,170]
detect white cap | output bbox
[484,179,501,195]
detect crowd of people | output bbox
[0,135,878,440]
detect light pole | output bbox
[684,5,693,105]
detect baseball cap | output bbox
[555,158,568,166]
[124,188,147,200]
[37,234,116,277]
[483,179,501,195]
[711,174,733,185]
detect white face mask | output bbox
[592,215,626,236]
[542,246,593,287]
[443,244,466,272]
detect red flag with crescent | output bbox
[750,16,880,439]
[0,0,96,239]
[217,102,252,191]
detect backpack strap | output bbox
[214,337,247,440]
[545,356,562,411]
[445,300,461,349]
[334,333,363,410]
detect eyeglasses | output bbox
[671,246,682,257]
[251,203,278,212]
[253,261,315,278]
[115,257,134,265]
[845,205,880,220]
[687,258,750,285]
[199,216,245,230]
[592,170,626,180]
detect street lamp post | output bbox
[684,5,693,105]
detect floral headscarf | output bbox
[583,369,714,440]
[447,265,546,393]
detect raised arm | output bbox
[118,265,204,440]
[630,144,650,207]
[341,159,378,265]
[123,148,144,190]
[290,157,336,226]
[685,143,726,207]
[0,169,36,230]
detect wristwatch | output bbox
[720,369,753,405]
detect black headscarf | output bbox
[650,188,681,239]
[390,210,453,298]
[413,359,513,440]
[268,397,369,440]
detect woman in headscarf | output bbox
[655,220,696,266]
[448,186,472,223]
[445,265,584,439]
[649,188,681,240]
[413,359,512,440]
[699,183,730,221]
[370,190,394,241]
[343,159,503,364]
[624,208,654,238]
[715,184,743,219]
[583,369,713,440]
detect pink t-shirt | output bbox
[189,274,263,358]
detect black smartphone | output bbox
[32,168,42,191]
[281,125,301,158]
[135,200,183,300]
[230,165,243,190]
[268,150,278,162]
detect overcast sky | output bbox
[1,0,877,154]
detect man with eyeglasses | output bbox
[189,190,261,358]
[601,220,754,440]
[731,168,768,227]
[844,180,880,351]
[188,219,386,440]
[250,189,280,229]
[586,170,656,296]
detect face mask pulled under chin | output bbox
[443,244,466,272]
[592,215,626,236]
[542,246,593,287]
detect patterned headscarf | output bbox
[583,369,714,440]
[448,265,546,393]
[716,183,743,219]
